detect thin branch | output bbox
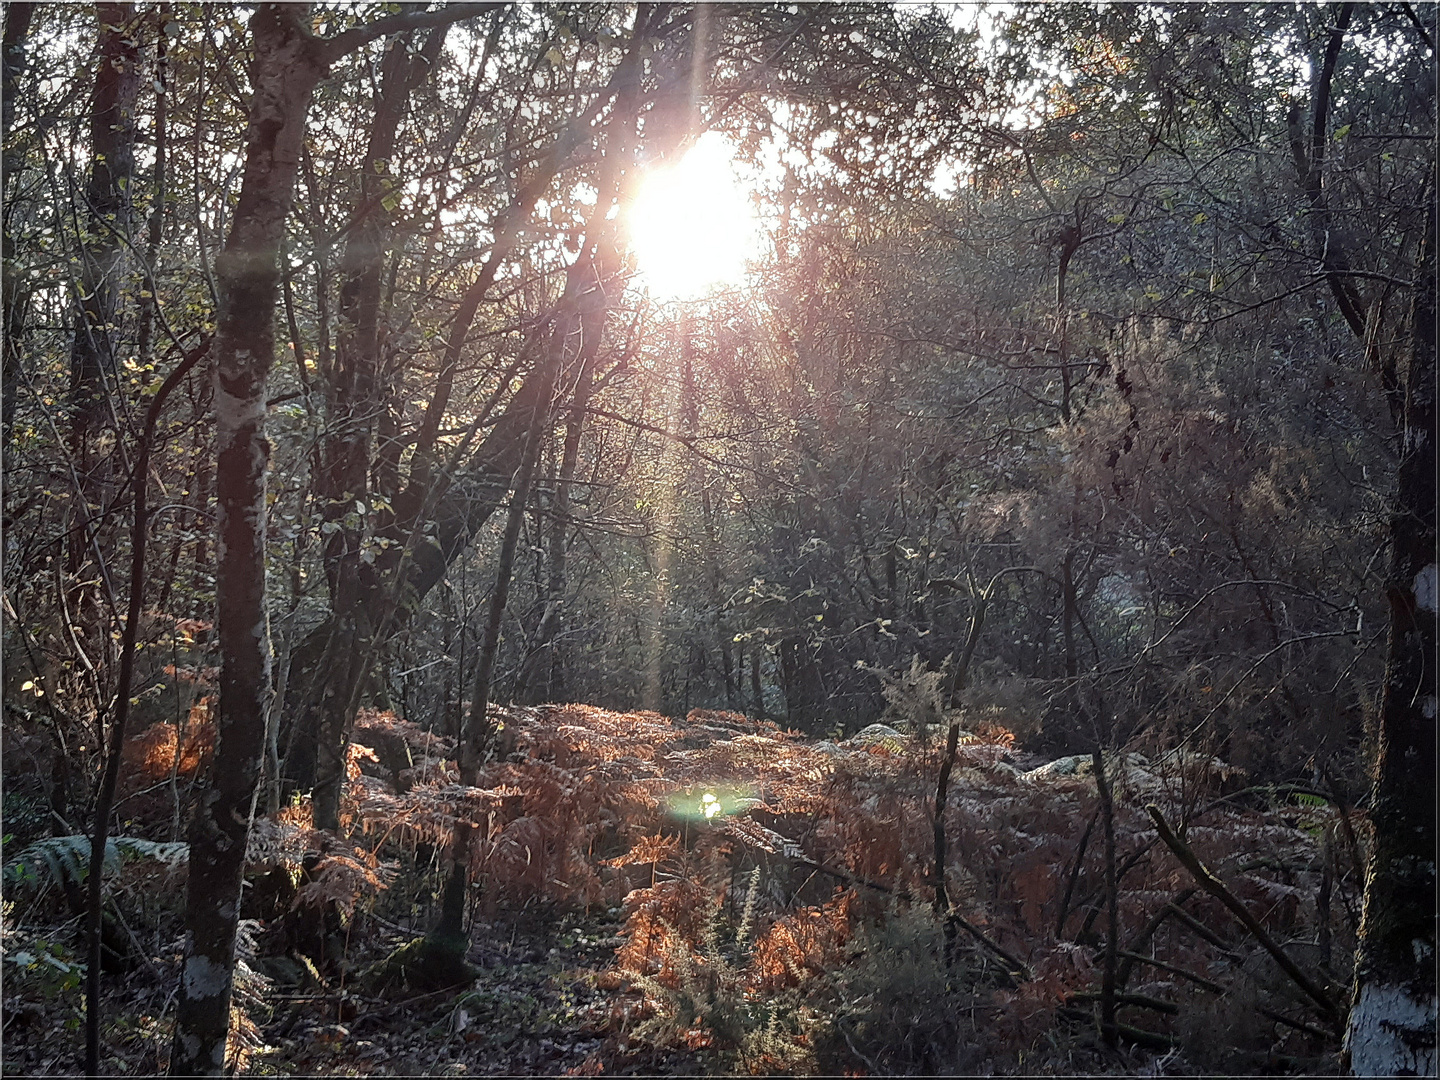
[86,335,210,1075]
[318,3,501,65]
[1146,805,1342,1031]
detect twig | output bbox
[1068,990,1179,1015]
[793,856,902,898]
[944,907,1033,981]
[1164,902,1243,959]
[1146,805,1341,1031]
[1055,805,1099,937]
[1093,749,1118,1048]
[1117,950,1226,995]
[1257,1004,1340,1042]
[1116,887,1198,989]
[349,985,469,1031]
[1056,1006,1178,1051]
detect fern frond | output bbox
[3,835,188,887]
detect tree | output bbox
[1344,163,1436,1080]
[169,5,485,1072]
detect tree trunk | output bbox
[517,357,592,705]
[169,7,325,1073]
[67,3,138,585]
[1,2,36,450]
[135,4,169,370]
[458,385,549,783]
[1345,207,1436,1077]
[307,26,448,833]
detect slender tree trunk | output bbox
[170,8,324,1072]
[86,341,206,1076]
[1345,206,1436,1077]
[135,5,168,369]
[307,26,448,834]
[1,2,36,451]
[518,357,592,704]
[458,396,549,784]
[67,3,138,585]
[751,643,765,720]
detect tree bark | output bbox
[169,7,325,1073]
[1,2,37,450]
[1345,205,1436,1077]
[67,3,139,582]
[307,25,449,833]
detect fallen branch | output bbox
[1115,886,1198,989]
[1146,805,1342,1031]
[1056,1006,1177,1051]
[1118,950,1226,995]
[944,907,1034,981]
[1257,1004,1340,1042]
[1164,901,1243,959]
[794,856,903,898]
[1069,990,1179,1015]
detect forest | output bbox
[0,2,1434,1075]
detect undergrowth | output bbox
[1,699,1356,1075]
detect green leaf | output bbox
[1333,123,1351,141]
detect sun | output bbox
[628,133,762,301]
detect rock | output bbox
[1020,755,1088,781]
[844,723,906,749]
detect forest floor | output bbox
[2,703,1356,1075]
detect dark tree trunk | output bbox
[169,8,324,1073]
[779,635,826,733]
[135,4,169,369]
[307,26,449,833]
[67,3,139,581]
[170,5,479,1067]
[1345,207,1436,1076]
[2,2,36,450]
[517,357,592,705]
[458,386,550,783]
[751,642,766,720]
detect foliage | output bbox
[0,0,1429,1071]
[3,835,188,891]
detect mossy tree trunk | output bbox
[1345,205,1436,1077]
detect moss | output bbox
[360,934,478,996]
